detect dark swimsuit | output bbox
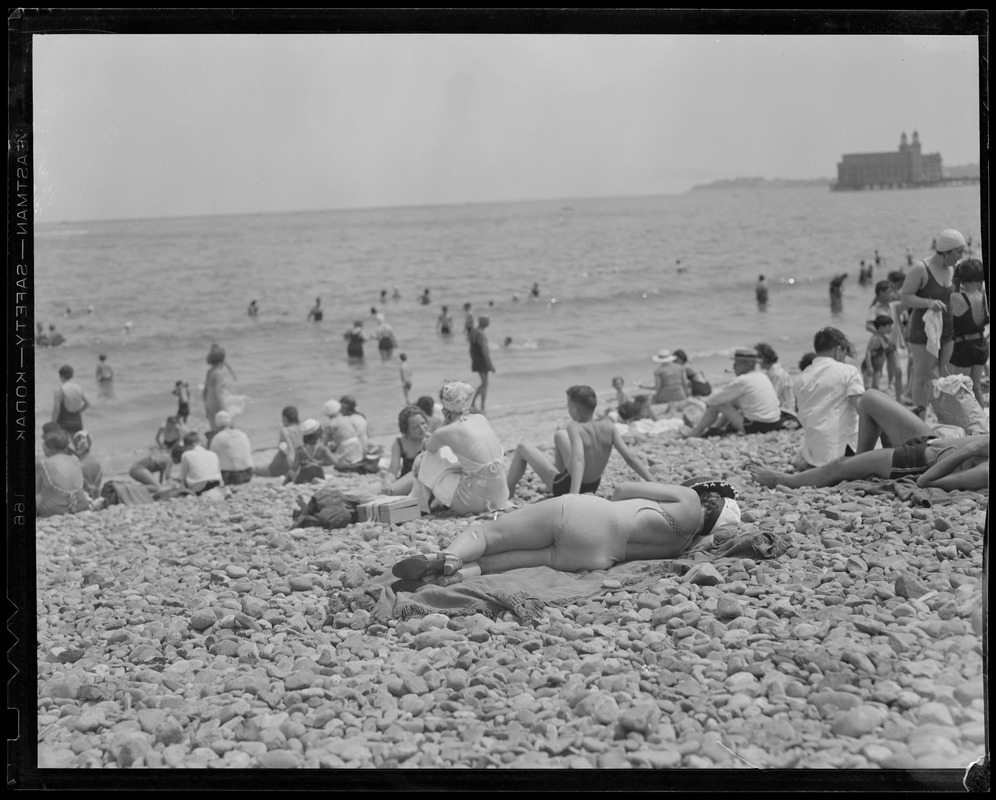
[949,292,989,368]
[908,260,953,344]
[56,396,84,435]
[395,437,417,477]
[551,470,601,496]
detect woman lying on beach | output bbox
[389,478,776,592]
[409,380,509,515]
[747,388,989,491]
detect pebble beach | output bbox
[30,409,987,783]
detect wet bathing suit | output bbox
[551,470,601,497]
[888,435,958,480]
[395,437,418,477]
[908,260,953,344]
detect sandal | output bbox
[391,552,463,581]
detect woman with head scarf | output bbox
[389,478,782,592]
[72,430,103,500]
[409,380,509,515]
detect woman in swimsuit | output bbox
[948,258,989,408]
[900,229,965,409]
[409,380,508,515]
[36,427,91,517]
[390,478,747,591]
[382,405,429,496]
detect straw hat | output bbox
[651,349,677,363]
[300,418,320,436]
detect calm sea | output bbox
[33,185,982,476]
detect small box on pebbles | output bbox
[357,495,421,525]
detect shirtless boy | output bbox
[506,384,655,498]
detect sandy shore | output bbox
[30,409,986,781]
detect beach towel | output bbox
[923,308,943,358]
[839,478,984,508]
[930,375,989,435]
[100,480,154,507]
[330,530,791,625]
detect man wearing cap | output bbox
[900,228,966,412]
[209,410,254,486]
[681,348,782,438]
[791,327,865,471]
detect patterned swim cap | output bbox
[440,380,475,414]
[72,430,92,456]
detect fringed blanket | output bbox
[839,477,987,508]
[330,528,791,625]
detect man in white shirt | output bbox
[682,348,782,438]
[209,411,254,485]
[178,431,223,494]
[792,327,866,470]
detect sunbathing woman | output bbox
[390,478,755,592]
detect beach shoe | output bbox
[391,552,463,581]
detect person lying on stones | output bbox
[747,388,988,491]
[389,478,787,592]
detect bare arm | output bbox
[387,439,403,478]
[611,429,655,481]
[918,461,988,492]
[916,435,989,488]
[52,388,61,423]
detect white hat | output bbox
[300,418,320,435]
[322,399,341,417]
[214,410,232,427]
[935,229,966,253]
[712,498,742,539]
[652,349,677,363]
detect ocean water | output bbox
[33,184,982,476]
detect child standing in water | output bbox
[399,353,413,404]
[173,381,191,424]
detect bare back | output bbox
[569,418,618,482]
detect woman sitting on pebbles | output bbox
[254,406,304,478]
[36,427,92,517]
[390,478,777,592]
[381,405,430,496]
[72,430,103,501]
[409,380,509,515]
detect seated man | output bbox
[506,385,656,498]
[177,431,223,495]
[209,410,254,486]
[747,388,988,491]
[682,348,784,438]
[792,326,865,471]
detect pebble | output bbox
[30,428,986,770]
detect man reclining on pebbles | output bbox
[505,384,655,498]
[747,388,988,491]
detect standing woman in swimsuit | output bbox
[51,364,90,435]
[900,229,965,410]
[390,478,756,591]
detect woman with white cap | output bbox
[389,478,777,592]
[409,380,509,515]
[320,399,365,468]
[643,349,690,408]
[900,229,966,412]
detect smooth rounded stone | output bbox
[716,597,744,620]
[809,691,863,715]
[574,692,621,725]
[256,749,304,768]
[916,702,955,727]
[417,614,451,632]
[894,574,929,600]
[189,609,218,632]
[829,705,887,737]
[683,563,723,586]
[340,563,368,589]
[225,564,248,579]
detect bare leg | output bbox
[684,405,722,438]
[506,442,558,496]
[472,372,489,411]
[886,350,903,401]
[747,449,896,488]
[856,389,933,452]
[908,343,938,408]
[443,499,566,574]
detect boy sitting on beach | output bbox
[506,384,656,498]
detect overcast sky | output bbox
[30,31,981,223]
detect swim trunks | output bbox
[551,470,601,497]
[889,435,937,479]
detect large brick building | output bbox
[833,131,944,190]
